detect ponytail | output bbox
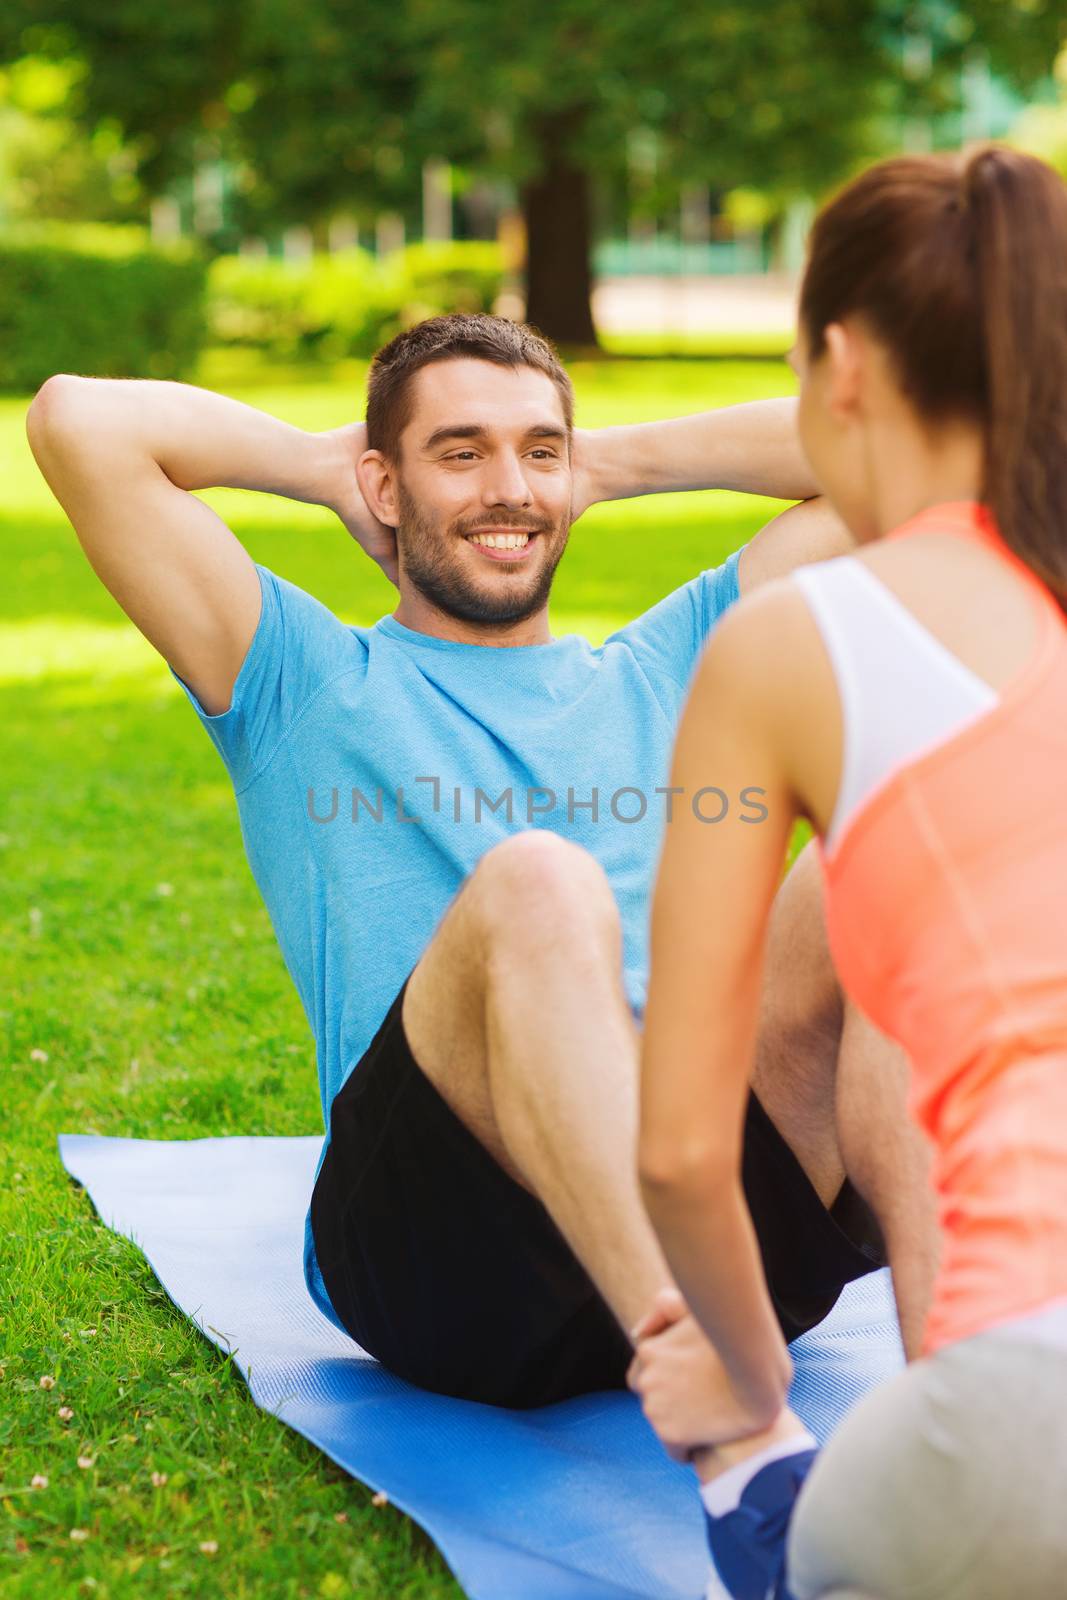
[965,148,1067,610]
[800,145,1067,613]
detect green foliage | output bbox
[0,56,147,228]
[207,251,383,360]
[207,241,505,362]
[1009,44,1067,175]
[397,240,504,319]
[0,219,156,255]
[14,1,1065,229]
[4,2,1064,341]
[0,227,207,390]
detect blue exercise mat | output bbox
[58,1132,903,1600]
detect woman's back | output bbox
[793,500,1067,1353]
[638,145,1067,1600]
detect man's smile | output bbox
[464,528,541,562]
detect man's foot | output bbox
[701,1436,818,1600]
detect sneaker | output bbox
[703,1447,817,1600]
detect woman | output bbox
[631,144,1067,1600]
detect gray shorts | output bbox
[787,1330,1067,1599]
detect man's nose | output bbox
[480,450,532,509]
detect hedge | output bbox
[0,226,208,392]
[0,230,507,390]
[207,240,506,360]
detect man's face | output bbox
[390,359,573,627]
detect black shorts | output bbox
[310,976,886,1409]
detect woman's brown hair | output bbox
[800,145,1067,611]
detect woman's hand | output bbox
[628,1290,791,1461]
[322,422,400,585]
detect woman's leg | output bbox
[788,1335,1067,1600]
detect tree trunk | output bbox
[521,113,598,348]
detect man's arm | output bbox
[736,495,854,593]
[572,398,854,588]
[26,376,381,717]
[573,397,818,511]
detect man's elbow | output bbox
[738,493,855,594]
[27,374,89,449]
[27,377,104,480]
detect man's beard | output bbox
[395,482,570,627]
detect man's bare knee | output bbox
[471,831,622,957]
[401,833,624,1169]
[405,833,618,1066]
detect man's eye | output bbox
[529,449,557,460]
[447,451,478,462]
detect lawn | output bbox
[1,350,796,1599]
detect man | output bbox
[28,315,929,1429]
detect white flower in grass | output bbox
[58,1406,74,1421]
[30,1047,48,1062]
[39,1375,56,1390]
[151,1471,167,1488]
[199,1540,219,1555]
[77,1455,95,1470]
[69,1527,90,1542]
[30,1474,48,1490]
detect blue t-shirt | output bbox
[172,547,741,1328]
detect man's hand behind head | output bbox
[325,421,400,585]
[567,427,601,525]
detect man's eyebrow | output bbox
[420,422,569,451]
[421,424,490,450]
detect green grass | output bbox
[599,331,793,360]
[1,349,795,1598]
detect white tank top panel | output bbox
[790,558,1000,851]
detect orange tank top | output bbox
[816,500,1067,1354]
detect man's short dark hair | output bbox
[365,313,575,460]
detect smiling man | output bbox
[28,315,927,1436]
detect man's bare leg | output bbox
[749,842,846,1207]
[836,1003,940,1359]
[692,844,939,1494]
[750,842,939,1353]
[403,828,671,1331]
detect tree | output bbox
[0,56,148,227]
[5,0,1066,344]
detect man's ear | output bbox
[357,449,400,529]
